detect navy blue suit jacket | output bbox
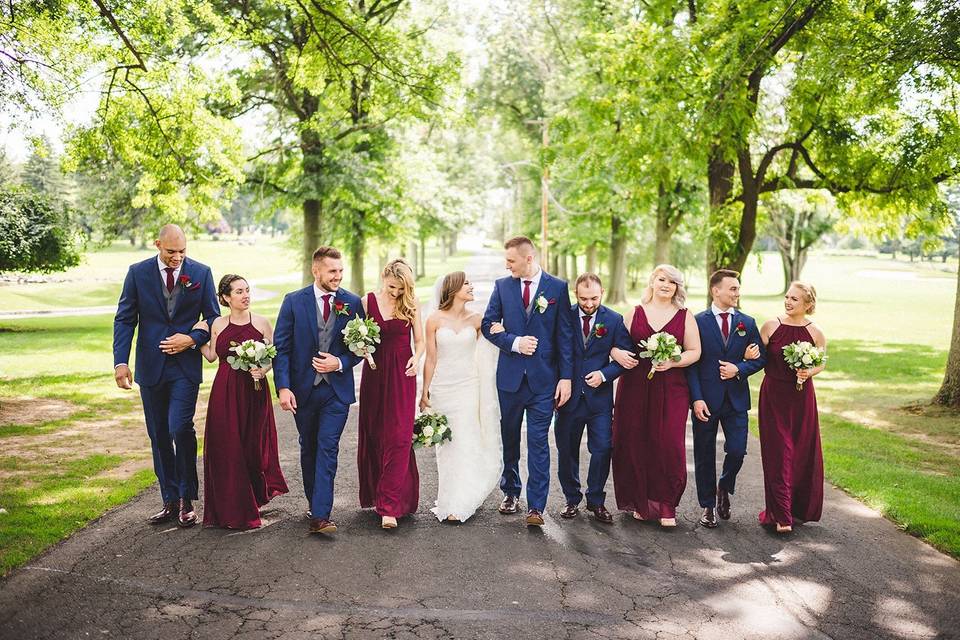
[113,256,219,386]
[560,304,634,415]
[685,309,765,412]
[272,286,364,406]
[481,272,574,394]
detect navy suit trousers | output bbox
[498,376,554,512]
[554,395,612,507]
[692,396,748,507]
[295,381,349,520]
[139,359,200,503]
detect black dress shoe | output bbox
[525,509,545,526]
[499,495,520,514]
[148,501,177,524]
[586,503,613,524]
[560,504,579,519]
[178,498,197,528]
[717,488,731,520]
[700,507,718,528]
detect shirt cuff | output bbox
[599,371,606,383]
[337,357,344,372]
[511,337,521,353]
[115,363,127,369]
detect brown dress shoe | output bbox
[499,495,520,514]
[177,498,197,528]
[700,507,718,528]
[525,509,545,526]
[560,504,579,519]
[586,504,613,524]
[717,488,731,520]
[309,518,337,534]
[148,501,177,524]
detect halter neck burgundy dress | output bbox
[357,293,420,518]
[202,318,288,529]
[611,306,690,519]
[758,320,824,527]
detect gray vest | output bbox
[160,272,181,317]
[314,295,336,385]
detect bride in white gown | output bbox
[420,272,502,522]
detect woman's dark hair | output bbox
[217,274,247,307]
[439,271,466,311]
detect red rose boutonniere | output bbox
[179,275,201,291]
[334,300,350,316]
[593,323,608,338]
[735,321,747,337]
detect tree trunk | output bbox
[418,237,426,278]
[350,211,365,294]
[586,242,597,273]
[447,232,457,255]
[569,253,577,281]
[935,265,960,407]
[302,198,321,285]
[440,235,447,262]
[407,241,418,279]
[654,180,682,266]
[551,252,561,278]
[608,215,628,304]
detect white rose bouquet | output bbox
[782,341,826,390]
[342,317,381,370]
[413,411,452,448]
[227,339,277,391]
[637,331,683,380]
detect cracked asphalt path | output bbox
[2,252,958,639]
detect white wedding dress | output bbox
[428,325,503,522]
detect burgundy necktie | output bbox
[164,267,174,293]
[719,312,730,340]
[522,280,532,309]
[322,294,332,323]
[582,315,591,339]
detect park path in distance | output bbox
[0,248,958,639]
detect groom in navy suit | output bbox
[273,246,364,535]
[482,236,573,527]
[686,269,766,528]
[113,224,219,527]
[555,274,633,523]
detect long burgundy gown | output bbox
[202,320,288,529]
[611,306,690,519]
[758,321,824,526]
[357,293,419,518]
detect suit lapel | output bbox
[572,304,586,353]
[704,309,725,351]
[302,288,319,352]
[146,259,168,318]
[503,277,525,329]
[584,305,604,352]
[169,258,190,318]
[723,309,742,354]
[524,272,549,329]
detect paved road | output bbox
[1,252,958,639]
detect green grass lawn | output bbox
[0,238,471,576]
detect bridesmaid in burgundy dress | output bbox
[357,259,425,529]
[196,274,288,529]
[610,265,701,527]
[757,282,826,533]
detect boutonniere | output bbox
[735,321,747,337]
[334,300,350,316]
[535,295,555,314]
[178,275,201,291]
[592,323,608,338]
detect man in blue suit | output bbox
[273,246,363,535]
[686,269,766,528]
[482,236,574,527]
[554,274,634,524]
[113,224,219,527]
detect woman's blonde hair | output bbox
[382,259,418,324]
[788,281,817,314]
[641,264,687,308]
[439,271,466,311]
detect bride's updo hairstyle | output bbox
[381,258,418,325]
[438,271,466,311]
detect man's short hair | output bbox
[709,269,740,289]
[575,273,602,289]
[504,236,536,254]
[313,246,342,262]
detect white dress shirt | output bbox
[511,267,543,353]
[313,283,343,372]
[157,255,182,283]
[711,303,736,336]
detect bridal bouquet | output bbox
[342,317,381,370]
[227,339,277,391]
[637,331,682,380]
[413,411,452,448]
[782,341,826,390]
